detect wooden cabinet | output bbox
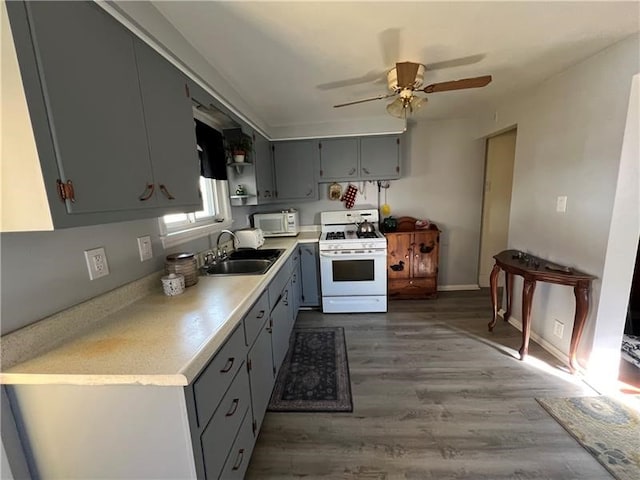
[272,140,318,201]
[385,217,440,299]
[299,244,321,307]
[318,135,401,182]
[4,1,200,230]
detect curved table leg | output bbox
[488,263,501,331]
[504,272,514,322]
[519,278,536,360]
[569,282,590,372]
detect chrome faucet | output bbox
[215,229,238,261]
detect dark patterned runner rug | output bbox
[268,327,353,412]
[536,396,640,480]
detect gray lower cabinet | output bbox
[6,0,201,229]
[317,135,401,182]
[300,244,322,307]
[200,366,251,479]
[270,291,291,374]
[272,140,318,201]
[219,409,256,479]
[246,316,275,433]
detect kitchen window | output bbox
[159,177,232,248]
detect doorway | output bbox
[478,128,517,287]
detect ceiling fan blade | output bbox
[421,75,492,94]
[395,62,421,89]
[334,93,396,108]
[317,70,386,90]
[424,54,486,71]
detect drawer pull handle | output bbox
[159,184,175,200]
[256,310,265,319]
[232,448,245,471]
[225,398,239,417]
[219,357,235,373]
[283,290,289,306]
[138,183,155,201]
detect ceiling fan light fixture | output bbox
[386,97,406,118]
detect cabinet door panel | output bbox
[318,138,359,181]
[254,132,275,203]
[300,244,321,307]
[134,39,201,209]
[413,230,439,277]
[25,1,153,213]
[360,136,400,179]
[386,233,412,279]
[273,141,317,201]
[270,294,291,374]
[248,321,275,433]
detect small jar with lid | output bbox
[165,253,198,287]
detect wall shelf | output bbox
[227,162,253,175]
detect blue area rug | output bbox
[537,395,640,480]
[268,327,352,412]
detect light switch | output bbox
[556,195,567,213]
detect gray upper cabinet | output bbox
[360,135,401,179]
[254,132,275,203]
[318,138,359,181]
[6,1,201,229]
[22,1,154,214]
[134,39,200,209]
[272,141,318,202]
[317,135,401,182]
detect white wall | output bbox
[476,34,640,372]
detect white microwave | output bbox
[253,210,299,237]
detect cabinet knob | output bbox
[138,183,155,201]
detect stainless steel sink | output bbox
[227,249,284,261]
[201,259,274,276]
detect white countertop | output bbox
[0,232,319,387]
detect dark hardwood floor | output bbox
[247,290,610,479]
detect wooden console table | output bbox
[488,249,596,372]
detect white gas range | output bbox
[319,209,387,313]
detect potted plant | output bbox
[228,135,253,163]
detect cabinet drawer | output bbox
[200,368,251,480]
[219,409,256,480]
[193,325,246,427]
[243,290,270,348]
[388,277,437,298]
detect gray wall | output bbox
[258,117,486,288]
[0,207,251,335]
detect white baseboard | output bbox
[503,314,569,365]
[438,284,481,291]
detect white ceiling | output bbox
[152,1,639,132]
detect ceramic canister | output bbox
[161,273,185,296]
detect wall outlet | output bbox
[137,235,153,262]
[553,319,564,338]
[84,247,110,280]
[556,195,567,213]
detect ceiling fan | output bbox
[333,61,492,118]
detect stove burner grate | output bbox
[357,232,380,239]
[325,232,346,240]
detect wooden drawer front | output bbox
[268,258,291,311]
[200,368,250,480]
[389,277,437,298]
[219,409,256,480]
[243,290,270,348]
[193,325,246,427]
